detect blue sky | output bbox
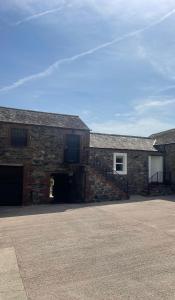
[1,0,175,136]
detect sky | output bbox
[1,0,175,136]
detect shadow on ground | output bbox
[0,195,175,218]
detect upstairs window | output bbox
[113,153,127,175]
[11,128,28,147]
[64,134,80,163]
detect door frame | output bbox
[148,155,164,183]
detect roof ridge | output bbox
[0,106,79,118]
[91,132,154,140]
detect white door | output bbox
[149,156,163,183]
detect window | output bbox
[64,134,80,163]
[113,153,127,175]
[11,128,28,147]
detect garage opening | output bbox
[0,166,23,206]
[51,171,83,203]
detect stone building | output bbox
[87,133,165,201]
[0,106,174,205]
[150,129,175,186]
[87,130,175,201]
[0,107,89,205]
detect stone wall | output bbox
[85,166,127,202]
[0,122,89,204]
[1,120,174,204]
[89,148,162,195]
[164,144,175,187]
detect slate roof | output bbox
[150,129,175,145]
[90,133,157,151]
[0,106,89,130]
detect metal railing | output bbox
[149,171,172,185]
[90,158,128,195]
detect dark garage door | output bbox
[0,166,23,205]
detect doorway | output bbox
[52,173,72,203]
[149,156,163,183]
[51,171,83,203]
[0,166,23,205]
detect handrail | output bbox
[149,171,171,184]
[90,157,128,195]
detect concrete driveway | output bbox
[0,196,175,300]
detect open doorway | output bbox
[50,170,84,203]
[0,165,23,205]
[51,173,70,203]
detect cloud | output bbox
[115,112,133,118]
[74,0,175,22]
[113,97,175,120]
[14,4,70,26]
[0,0,65,13]
[155,85,175,95]
[1,7,175,93]
[136,41,175,80]
[81,110,92,117]
[147,7,175,26]
[105,97,175,135]
[135,98,175,113]
[90,96,175,135]
[90,117,174,136]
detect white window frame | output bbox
[113,153,127,175]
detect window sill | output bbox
[113,170,127,175]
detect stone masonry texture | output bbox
[89,147,162,196]
[1,107,175,204]
[0,122,89,204]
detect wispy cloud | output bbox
[115,112,133,118]
[137,42,175,81]
[114,96,175,120]
[1,7,175,93]
[149,7,175,26]
[135,98,175,113]
[14,4,70,26]
[91,97,175,136]
[90,117,174,136]
[0,0,66,13]
[154,84,175,95]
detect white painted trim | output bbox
[113,153,127,175]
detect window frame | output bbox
[113,153,127,175]
[10,127,28,148]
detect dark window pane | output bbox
[116,157,123,163]
[64,134,80,163]
[116,164,123,171]
[11,128,28,147]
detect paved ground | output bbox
[0,196,175,300]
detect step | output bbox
[149,184,173,196]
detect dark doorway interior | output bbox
[0,166,23,205]
[52,173,70,203]
[52,171,83,203]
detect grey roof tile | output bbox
[90,133,157,151]
[150,129,175,145]
[0,106,89,130]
